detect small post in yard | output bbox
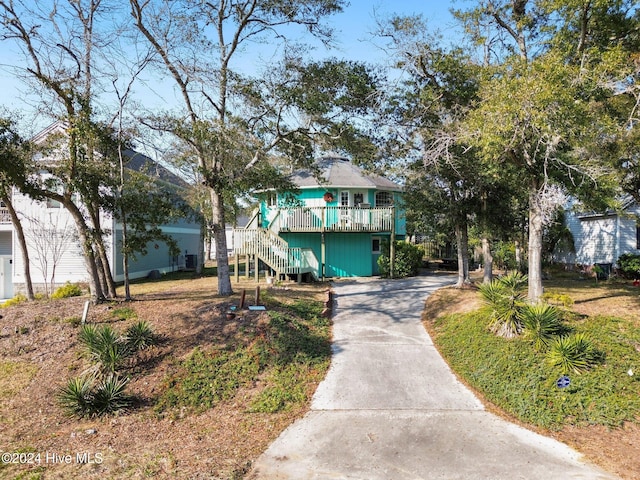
[255,286,260,305]
[81,300,90,324]
[240,289,246,309]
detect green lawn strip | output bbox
[431,309,640,429]
[156,299,331,413]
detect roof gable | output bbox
[290,157,401,191]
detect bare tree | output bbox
[24,211,76,296]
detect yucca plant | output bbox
[519,303,565,351]
[91,374,133,415]
[79,324,132,373]
[57,375,94,417]
[57,374,132,417]
[547,333,599,374]
[124,320,157,352]
[478,272,528,338]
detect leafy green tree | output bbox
[0,0,123,302]
[375,16,489,286]
[457,0,629,301]
[129,0,377,296]
[0,117,34,300]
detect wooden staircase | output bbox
[233,228,319,281]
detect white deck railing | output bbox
[0,208,10,224]
[233,228,319,278]
[267,206,394,233]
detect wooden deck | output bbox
[266,206,395,233]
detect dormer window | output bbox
[375,191,393,207]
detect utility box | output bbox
[185,254,197,270]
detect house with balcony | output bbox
[0,122,201,300]
[233,156,405,280]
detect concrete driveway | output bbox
[249,275,618,480]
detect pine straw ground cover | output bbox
[423,272,640,480]
[0,271,330,480]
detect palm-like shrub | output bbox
[124,320,158,351]
[79,324,132,373]
[478,272,528,338]
[91,374,133,415]
[546,333,599,374]
[519,303,565,350]
[57,374,132,417]
[57,375,93,417]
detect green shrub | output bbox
[378,241,424,278]
[57,374,132,417]
[79,324,132,373]
[546,333,600,374]
[431,309,640,428]
[617,253,640,279]
[51,282,83,299]
[541,292,574,307]
[519,303,566,350]
[493,241,518,271]
[91,374,133,415]
[57,375,94,417]
[124,320,158,351]
[478,272,528,338]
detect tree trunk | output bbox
[88,207,117,298]
[64,199,105,303]
[482,237,494,284]
[211,189,233,295]
[455,219,470,287]
[120,206,132,301]
[528,187,544,302]
[1,193,34,300]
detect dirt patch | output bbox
[0,276,328,479]
[423,282,640,480]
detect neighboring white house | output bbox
[0,123,201,299]
[554,199,640,271]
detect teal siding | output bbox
[114,229,200,277]
[326,233,371,277]
[282,232,375,278]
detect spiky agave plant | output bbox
[91,374,133,415]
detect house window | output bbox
[372,237,381,254]
[340,191,350,207]
[354,193,364,206]
[46,198,63,209]
[375,191,393,207]
[266,192,277,207]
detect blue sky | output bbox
[0,1,462,129]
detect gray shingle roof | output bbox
[290,157,401,191]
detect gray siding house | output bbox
[555,200,640,269]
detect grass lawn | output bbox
[423,269,640,480]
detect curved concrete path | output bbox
[249,275,618,480]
